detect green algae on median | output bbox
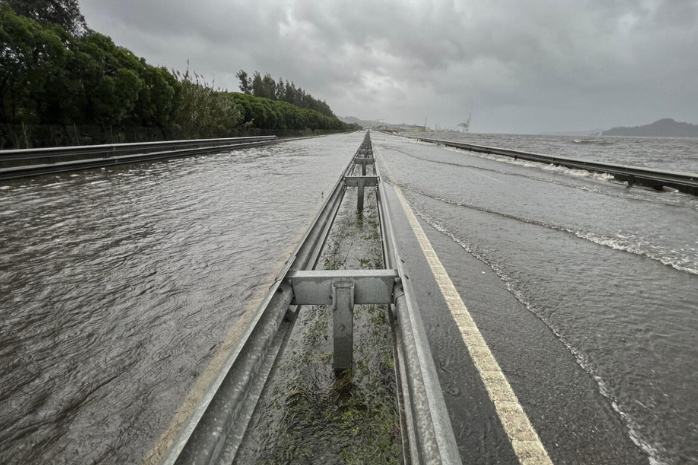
[236,181,402,464]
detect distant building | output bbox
[397,125,427,132]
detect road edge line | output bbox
[391,183,554,465]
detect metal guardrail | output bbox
[373,136,463,464]
[414,137,698,195]
[159,131,462,465]
[0,136,278,161]
[0,136,280,180]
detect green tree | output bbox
[236,69,339,119]
[235,69,251,94]
[250,71,263,98]
[0,4,70,132]
[69,32,143,126]
[275,77,284,100]
[3,0,86,35]
[131,63,181,133]
[0,6,354,148]
[260,73,276,100]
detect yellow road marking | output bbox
[391,182,553,465]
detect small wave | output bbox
[411,206,668,465]
[570,139,615,146]
[540,162,615,182]
[441,145,615,183]
[382,144,698,210]
[398,182,698,276]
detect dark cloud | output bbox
[82,0,698,133]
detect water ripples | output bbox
[377,132,698,464]
[0,134,361,464]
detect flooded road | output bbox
[0,133,363,464]
[410,131,698,173]
[3,129,697,464]
[374,132,698,464]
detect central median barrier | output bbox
[157,131,462,465]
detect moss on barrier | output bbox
[236,166,401,464]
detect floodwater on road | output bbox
[374,132,698,465]
[0,133,362,464]
[410,131,698,174]
[3,129,697,464]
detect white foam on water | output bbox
[412,206,669,465]
[383,142,698,212]
[400,183,698,276]
[440,145,617,183]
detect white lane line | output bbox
[391,184,554,465]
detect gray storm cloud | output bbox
[82,0,698,133]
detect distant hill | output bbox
[602,119,698,137]
[340,116,426,130]
[339,116,383,128]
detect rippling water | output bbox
[0,134,362,464]
[411,132,698,173]
[375,132,698,464]
[3,130,697,464]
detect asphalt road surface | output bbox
[373,131,698,465]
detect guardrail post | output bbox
[357,177,365,211]
[333,279,355,374]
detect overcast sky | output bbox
[81,0,698,134]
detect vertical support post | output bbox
[332,280,355,374]
[357,177,365,211]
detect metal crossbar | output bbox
[287,269,399,305]
[344,175,379,187]
[159,131,462,465]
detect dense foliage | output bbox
[230,93,348,131]
[3,0,86,35]
[236,70,336,119]
[0,3,358,147]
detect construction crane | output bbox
[457,113,472,133]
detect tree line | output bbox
[0,0,358,148]
[236,70,336,119]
